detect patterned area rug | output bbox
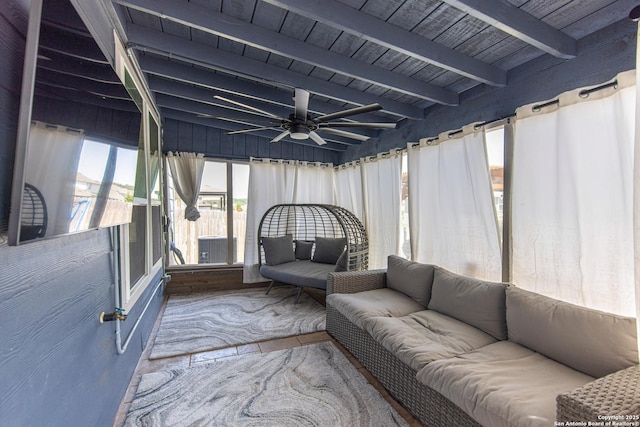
[125,342,409,427]
[149,286,326,359]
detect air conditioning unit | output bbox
[198,236,237,264]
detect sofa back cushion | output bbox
[386,255,435,307]
[428,267,507,340]
[506,286,638,378]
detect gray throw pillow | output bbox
[334,250,348,272]
[428,267,507,340]
[312,237,346,264]
[386,255,435,307]
[262,234,295,266]
[295,240,314,260]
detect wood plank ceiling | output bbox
[44,0,632,154]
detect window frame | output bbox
[114,32,164,311]
[166,158,249,267]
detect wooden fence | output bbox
[170,206,247,265]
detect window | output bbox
[168,160,249,266]
[114,35,164,311]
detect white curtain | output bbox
[513,71,636,316]
[26,122,84,236]
[334,161,364,221]
[361,151,402,269]
[243,158,334,282]
[294,162,335,203]
[407,125,502,281]
[166,152,205,221]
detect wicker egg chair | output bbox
[258,204,368,300]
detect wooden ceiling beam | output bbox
[441,0,576,59]
[149,77,377,139]
[116,0,457,104]
[263,0,507,86]
[126,24,425,119]
[138,55,384,125]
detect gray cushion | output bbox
[260,260,333,290]
[428,267,507,340]
[262,234,295,266]
[386,255,435,307]
[312,237,346,264]
[326,288,425,329]
[295,240,314,260]
[367,310,497,372]
[334,250,348,272]
[417,341,594,427]
[506,286,639,378]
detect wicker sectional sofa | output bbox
[326,255,639,427]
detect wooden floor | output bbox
[113,289,422,427]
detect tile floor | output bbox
[113,292,422,427]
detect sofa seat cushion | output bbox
[366,310,497,372]
[326,288,425,329]
[260,260,334,289]
[416,341,594,427]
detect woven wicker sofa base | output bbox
[556,365,640,422]
[326,304,481,427]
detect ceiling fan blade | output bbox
[294,88,309,120]
[207,116,279,124]
[320,122,397,129]
[308,131,327,145]
[227,126,280,135]
[317,128,369,141]
[213,95,281,119]
[315,103,383,122]
[271,130,290,143]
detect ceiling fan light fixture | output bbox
[289,123,309,140]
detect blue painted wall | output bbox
[0,4,164,426]
[0,231,164,426]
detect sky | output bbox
[485,127,505,166]
[201,161,250,199]
[77,138,137,186]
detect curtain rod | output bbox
[363,148,403,162]
[249,157,333,167]
[410,78,620,149]
[410,116,514,149]
[33,120,83,134]
[531,79,618,112]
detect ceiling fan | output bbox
[205,88,397,145]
